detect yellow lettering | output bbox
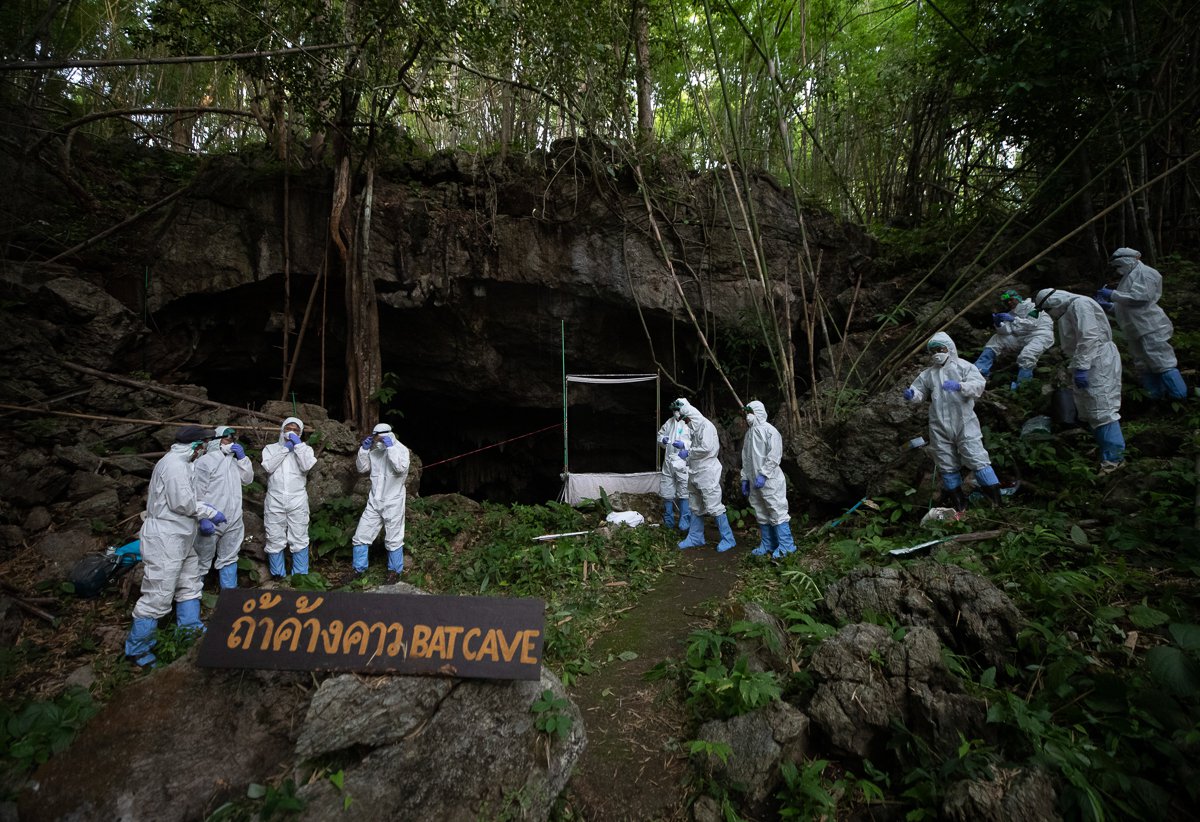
[520,630,540,665]
[477,628,500,662]
[462,628,482,660]
[444,626,465,658]
[427,626,448,659]
[497,629,522,662]
[411,624,431,658]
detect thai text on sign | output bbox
[196,589,545,680]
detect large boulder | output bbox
[806,623,987,760]
[19,652,311,822]
[693,700,810,807]
[295,666,584,821]
[823,562,1023,668]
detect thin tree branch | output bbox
[0,42,354,72]
[30,106,258,154]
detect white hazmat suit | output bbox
[1103,248,1186,398]
[674,398,736,552]
[977,296,1054,380]
[192,427,253,584]
[125,425,222,667]
[352,423,411,574]
[1035,289,1125,466]
[261,417,317,560]
[740,401,788,526]
[132,443,217,621]
[904,332,1002,506]
[657,412,691,529]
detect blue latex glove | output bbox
[198,518,215,536]
[361,436,374,450]
[904,388,915,401]
[1096,287,1114,301]
[754,473,766,489]
[942,380,962,392]
[661,437,669,445]
[741,480,749,496]
[212,511,227,525]
[1096,299,1114,312]
[285,432,300,450]
[678,449,689,459]
[229,443,245,460]
[992,312,1015,326]
[381,436,394,447]
[1074,368,1090,389]
[672,440,686,450]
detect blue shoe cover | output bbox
[218,564,238,589]
[677,499,692,531]
[678,515,706,549]
[751,524,775,556]
[715,514,735,553]
[352,544,369,573]
[125,617,158,665]
[770,522,797,559]
[291,546,310,576]
[975,464,999,486]
[267,551,287,577]
[662,500,675,530]
[974,348,996,377]
[176,598,204,632]
[1162,368,1187,399]
[387,547,404,574]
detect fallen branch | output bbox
[0,579,58,624]
[61,362,276,423]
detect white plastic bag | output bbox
[605,511,645,528]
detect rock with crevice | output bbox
[942,766,1059,821]
[823,562,1023,668]
[295,667,585,821]
[694,700,810,806]
[729,601,791,674]
[806,623,988,760]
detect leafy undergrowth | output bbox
[671,404,1200,821]
[0,493,682,800]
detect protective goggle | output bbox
[218,428,237,440]
[926,341,949,352]
[999,290,1021,303]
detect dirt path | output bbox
[566,544,743,820]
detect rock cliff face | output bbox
[4,143,880,503]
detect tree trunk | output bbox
[633,0,654,144]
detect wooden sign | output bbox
[196,589,544,680]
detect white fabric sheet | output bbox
[562,472,660,505]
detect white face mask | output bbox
[746,414,757,426]
[220,443,233,455]
[931,351,949,366]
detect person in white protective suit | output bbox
[261,416,318,577]
[1035,288,1126,472]
[740,401,795,559]
[124,425,225,667]
[671,398,736,552]
[192,425,253,589]
[973,289,1055,389]
[903,332,1004,510]
[657,408,692,531]
[351,423,411,580]
[1096,248,1187,400]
